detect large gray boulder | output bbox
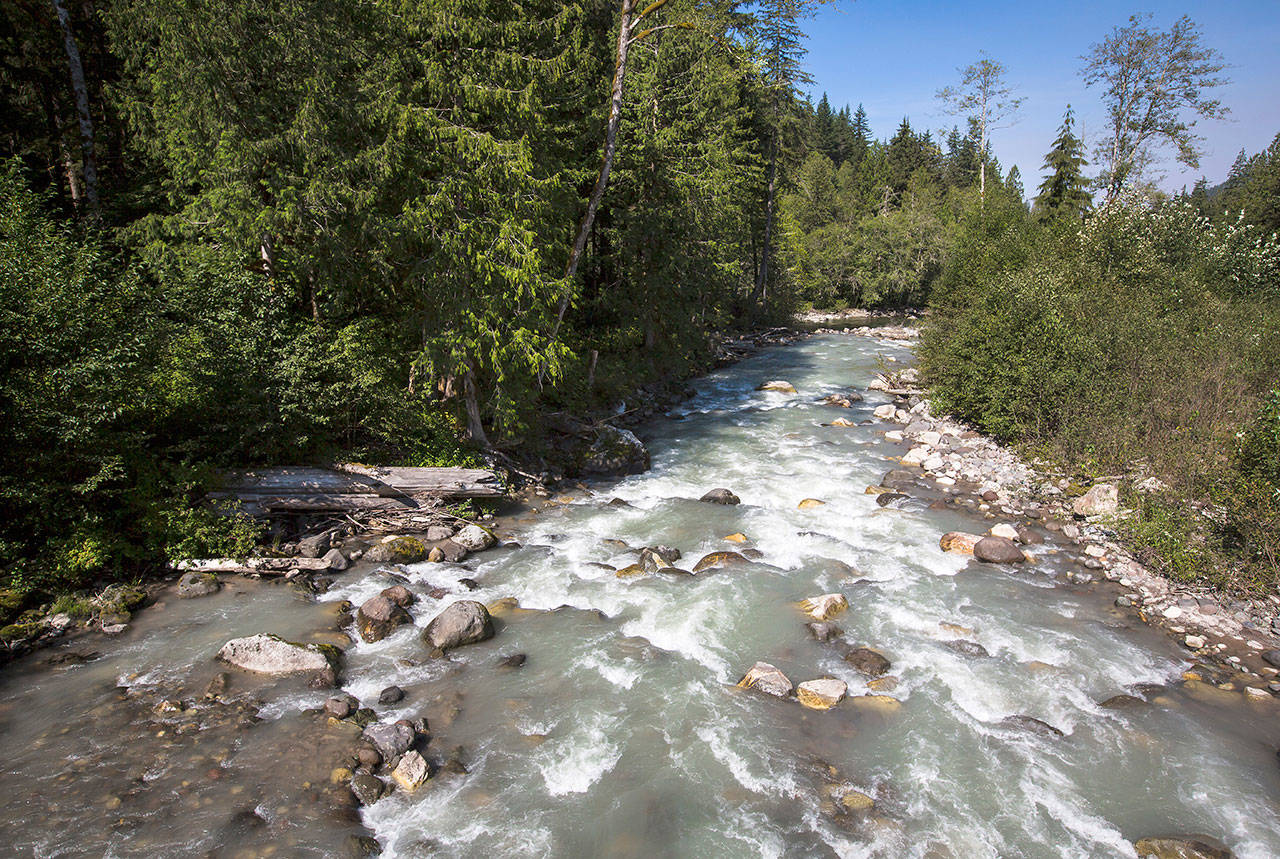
[364,537,428,564]
[699,488,741,505]
[362,722,415,760]
[217,634,339,675]
[422,600,494,652]
[581,425,650,476]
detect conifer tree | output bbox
[1033,106,1092,221]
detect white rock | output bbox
[452,524,496,552]
[1248,640,1265,650]
[1162,606,1184,620]
[935,476,955,487]
[799,593,849,621]
[216,634,334,675]
[901,446,929,465]
[1185,635,1207,649]
[923,456,946,471]
[919,431,942,446]
[392,750,430,790]
[884,430,904,442]
[873,404,896,420]
[989,524,1018,540]
[737,662,792,698]
[797,678,848,710]
[1072,483,1120,517]
[1084,545,1107,558]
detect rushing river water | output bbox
[1,332,1278,858]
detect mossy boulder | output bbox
[93,584,148,623]
[364,537,428,564]
[0,620,43,643]
[0,589,27,626]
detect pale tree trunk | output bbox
[51,0,98,217]
[551,0,638,336]
[753,127,778,308]
[462,364,489,448]
[978,99,988,202]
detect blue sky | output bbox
[800,0,1280,194]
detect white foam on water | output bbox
[535,711,623,796]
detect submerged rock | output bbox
[797,678,847,710]
[700,488,741,505]
[805,622,844,642]
[692,551,749,573]
[217,634,339,676]
[798,498,826,509]
[422,600,494,652]
[349,774,386,806]
[757,380,798,393]
[944,639,991,659]
[378,686,405,705]
[737,662,793,698]
[1001,715,1064,739]
[1133,836,1234,858]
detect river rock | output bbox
[737,662,792,698]
[843,647,891,676]
[819,393,861,407]
[876,492,909,508]
[805,622,843,642]
[325,694,359,719]
[298,530,334,558]
[349,774,385,806]
[850,694,901,715]
[177,571,220,599]
[757,380,797,393]
[646,545,682,563]
[322,548,350,571]
[581,425,650,475]
[1073,483,1120,517]
[944,639,991,658]
[873,404,897,420]
[1001,715,1064,738]
[378,686,405,705]
[217,634,339,675]
[797,678,847,710]
[989,523,1019,540]
[880,469,916,491]
[692,551,748,573]
[1260,650,1280,668]
[1133,836,1233,858]
[799,593,848,621]
[700,488,741,505]
[1100,694,1145,709]
[453,524,496,552]
[940,532,982,555]
[356,596,411,644]
[825,417,856,427]
[392,750,430,791]
[973,536,1026,564]
[498,653,527,669]
[380,585,416,607]
[639,547,673,572]
[362,722,415,760]
[365,537,428,565]
[422,600,494,651]
[798,498,826,509]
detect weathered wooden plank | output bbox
[173,557,334,574]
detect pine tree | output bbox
[1033,106,1092,221]
[849,103,870,168]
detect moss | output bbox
[0,589,25,626]
[49,594,93,619]
[0,621,42,642]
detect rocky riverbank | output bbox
[841,325,1280,702]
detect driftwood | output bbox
[173,557,334,575]
[211,464,503,517]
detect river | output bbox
[1,332,1277,858]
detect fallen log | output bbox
[173,557,334,575]
[209,465,504,517]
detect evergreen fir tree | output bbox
[1033,106,1092,221]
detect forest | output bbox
[1,2,1278,604]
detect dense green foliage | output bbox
[923,195,1280,593]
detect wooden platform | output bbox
[210,464,504,516]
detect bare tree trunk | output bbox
[51,0,98,217]
[551,0,638,337]
[462,364,489,448]
[260,233,276,278]
[753,127,778,308]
